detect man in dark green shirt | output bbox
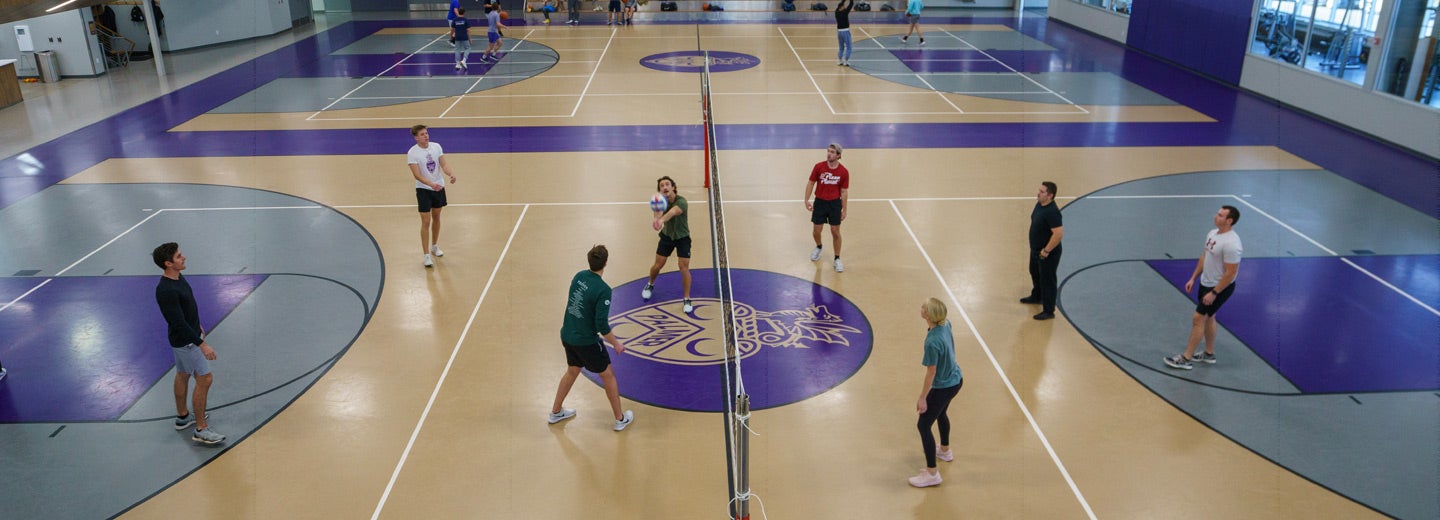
[641,176,694,313]
[551,245,635,431]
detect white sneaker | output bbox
[683,299,694,313]
[936,448,953,462]
[192,428,227,445]
[547,408,576,424]
[641,283,654,300]
[0,367,6,383]
[431,244,444,257]
[613,410,634,431]
[907,470,942,488]
[424,254,434,267]
[810,247,822,261]
[455,63,462,70]
[834,258,845,272]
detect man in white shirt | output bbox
[407,124,458,267]
[1165,205,1242,370]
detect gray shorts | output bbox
[172,344,212,376]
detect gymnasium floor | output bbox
[0,8,1437,520]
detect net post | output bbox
[730,394,751,520]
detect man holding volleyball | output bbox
[642,176,693,314]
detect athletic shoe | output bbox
[642,283,654,300]
[1193,352,1216,364]
[431,244,444,257]
[920,38,926,46]
[0,367,6,383]
[613,410,634,431]
[455,63,462,70]
[1019,296,1041,304]
[173,412,209,431]
[424,254,434,268]
[810,247,822,261]
[901,36,909,43]
[834,258,845,273]
[936,449,953,462]
[460,62,467,69]
[683,299,694,313]
[907,470,942,488]
[547,408,576,424]
[1032,311,1054,320]
[544,18,551,23]
[838,60,843,66]
[192,428,226,445]
[1163,355,1194,370]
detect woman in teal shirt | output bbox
[910,297,962,488]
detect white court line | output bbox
[777,27,837,115]
[569,28,619,117]
[371,204,530,520]
[1229,195,1440,317]
[439,74,487,118]
[0,278,52,315]
[856,26,887,50]
[334,96,445,100]
[54,209,169,277]
[306,33,448,120]
[913,73,966,114]
[891,200,1096,520]
[938,29,1089,115]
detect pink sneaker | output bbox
[936,449,954,462]
[908,470,942,488]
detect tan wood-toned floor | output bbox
[94,21,1378,520]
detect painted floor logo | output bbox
[594,269,872,412]
[639,51,761,73]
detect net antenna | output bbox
[703,51,754,520]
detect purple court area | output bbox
[0,275,265,422]
[890,49,1013,73]
[281,53,508,78]
[597,269,872,412]
[1148,256,1440,393]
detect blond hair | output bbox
[922,297,947,325]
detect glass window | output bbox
[1251,0,1385,85]
[1375,0,1440,108]
[1072,0,1129,16]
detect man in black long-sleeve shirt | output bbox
[153,242,225,445]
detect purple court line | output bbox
[0,17,1435,221]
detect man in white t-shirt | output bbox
[1165,205,1242,370]
[407,124,458,268]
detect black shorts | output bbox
[1195,284,1235,316]
[657,234,692,258]
[811,198,843,226]
[608,0,622,11]
[416,187,448,212]
[563,340,612,373]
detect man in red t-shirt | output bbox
[803,143,850,272]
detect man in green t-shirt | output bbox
[550,245,635,431]
[641,176,694,313]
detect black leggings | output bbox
[917,379,962,468]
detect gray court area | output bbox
[1058,169,1440,519]
[210,33,559,114]
[0,183,382,519]
[848,30,1177,106]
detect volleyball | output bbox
[650,193,668,213]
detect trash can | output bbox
[36,51,60,83]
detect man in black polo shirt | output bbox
[153,242,226,445]
[1021,182,1063,320]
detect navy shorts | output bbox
[563,340,612,373]
[416,187,448,212]
[657,234,692,258]
[1195,284,1235,316]
[609,0,622,11]
[811,198,843,226]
